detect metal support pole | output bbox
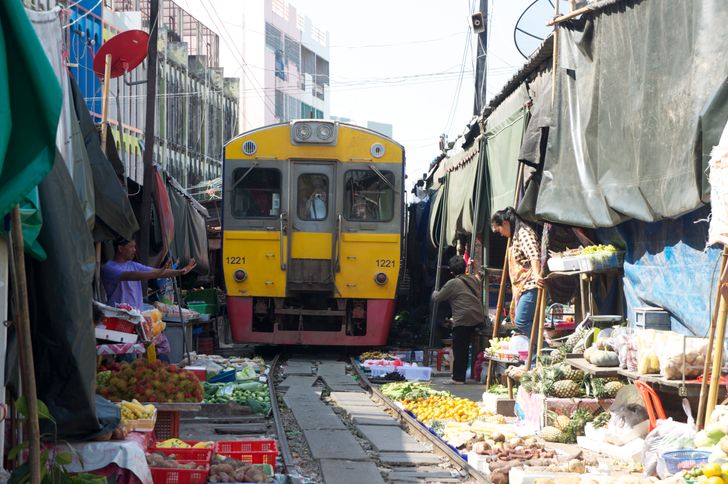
[429,174,450,349]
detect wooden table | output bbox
[566,358,621,378]
[617,368,726,398]
[483,354,523,398]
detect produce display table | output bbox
[58,432,152,484]
[516,387,614,430]
[617,368,727,398]
[483,354,523,393]
[566,358,621,378]
[96,343,146,356]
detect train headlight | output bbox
[234,269,248,282]
[374,272,388,285]
[290,120,338,145]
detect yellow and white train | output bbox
[222,120,404,345]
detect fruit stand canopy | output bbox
[536,0,728,228]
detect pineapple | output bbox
[552,380,582,398]
[554,415,572,431]
[558,363,585,382]
[540,426,563,442]
[604,381,625,398]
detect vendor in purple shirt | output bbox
[101,238,197,309]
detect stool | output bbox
[635,380,666,432]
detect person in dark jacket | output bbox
[432,255,485,384]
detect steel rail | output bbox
[268,353,295,474]
[350,357,489,484]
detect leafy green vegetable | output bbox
[381,382,449,401]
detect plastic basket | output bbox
[215,440,278,466]
[662,450,711,474]
[127,407,157,432]
[150,466,209,484]
[154,411,181,440]
[187,302,216,315]
[148,448,212,465]
[149,440,214,451]
[104,317,137,334]
[207,369,236,383]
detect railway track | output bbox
[268,353,488,484]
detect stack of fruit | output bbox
[119,399,156,423]
[401,395,482,422]
[97,359,204,403]
[539,408,597,444]
[155,438,213,449]
[684,463,728,483]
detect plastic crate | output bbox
[661,450,711,474]
[154,411,181,440]
[150,466,209,484]
[187,302,216,315]
[214,440,278,466]
[149,448,212,465]
[127,407,157,432]
[104,317,137,333]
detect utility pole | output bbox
[139,0,159,265]
[473,0,488,115]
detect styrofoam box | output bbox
[547,256,582,272]
[369,365,432,381]
[95,327,139,343]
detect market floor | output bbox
[429,375,487,402]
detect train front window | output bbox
[343,169,395,222]
[297,174,329,221]
[231,167,281,219]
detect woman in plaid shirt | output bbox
[491,207,544,345]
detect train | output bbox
[222,120,405,346]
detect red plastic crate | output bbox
[150,466,209,484]
[214,440,278,466]
[148,448,212,465]
[104,317,137,334]
[149,440,214,452]
[153,411,180,440]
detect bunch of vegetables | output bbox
[580,244,620,255]
[209,456,271,483]
[203,381,271,413]
[401,395,481,422]
[381,381,449,401]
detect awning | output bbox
[485,84,529,214]
[537,0,728,228]
[0,0,61,220]
[443,145,480,246]
[69,74,139,241]
[167,174,210,275]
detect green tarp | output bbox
[443,146,479,245]
[485,84,529,214]
[537,0,728,228]
[0,0,61,220]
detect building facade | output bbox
[23,0,239,187]
[182,0,330,133]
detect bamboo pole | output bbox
[99,54,112,153]
[706,250,728,424]
[428,174,450,350]
[550,0,561,108]
[547,5,591,26]
[535,286,548,361]
[526,288,543,371]
[697,249,728,429]
[9,206,41,484]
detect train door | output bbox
[287,162,336,292]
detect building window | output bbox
[275,49,286,80]
[285,36,300,70]
[343,170,395,222]
[231,167,282,219]
[265,22,282,51]
[297,174,328,221]
[275,90,284,119]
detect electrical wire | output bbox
[442,24,472,137]
[62,0,103,29]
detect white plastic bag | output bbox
[642,399,696,478]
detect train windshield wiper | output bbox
[230,162,259,191]
[368,164,396,192]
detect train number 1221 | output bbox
[376,259,395,268]
[225,256,246,264]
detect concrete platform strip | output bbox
[356,425,432,453]
[319,459,385,484]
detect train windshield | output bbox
[297,174,329,221]
[230,167,281,218]
[343,169,395,222]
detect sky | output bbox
[205,0,564,187]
